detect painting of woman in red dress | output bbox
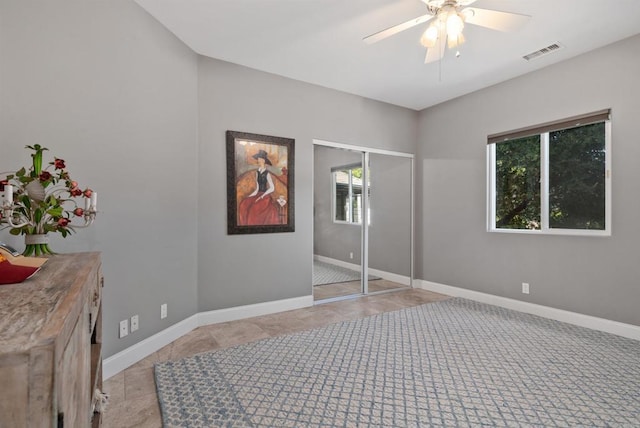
[226,130,294,234]
[237,150,280,225]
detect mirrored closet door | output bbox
[313,141,413,302]
[313,145,364,301]
[365,152,413,294]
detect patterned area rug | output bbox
[154,298,640,427]
[313,260,379,286]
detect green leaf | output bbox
[21,195,31,210]
[34,208,43,223]
[16,167,26,177]
[9,228,21,236]
[47,207,64,217]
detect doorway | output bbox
[312,140,414,302]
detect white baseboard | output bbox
[105,279,639,380]
[103,314,198,380]
[368,267,410,286]
[197,295,314,325]
[103,294,313,380]
[314,254,359,270]
[314,255,410,286]
[418,279,640,341]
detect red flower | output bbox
[70,187,83,197]
[54,158,66,170]
[39,171,52,182]
[57,218,70,227]
[83,188,93,198]
[0,179,7,191]
[73,208,84,217]
[69,180,78,188]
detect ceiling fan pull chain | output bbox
[438,47,442,82]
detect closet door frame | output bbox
[312,139,414,300]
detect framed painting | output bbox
[226,130,295,234]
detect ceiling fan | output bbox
[363,0,530,63]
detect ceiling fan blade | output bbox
[463,7,530,32]
[363,13,434,44]
[424,45,444,64]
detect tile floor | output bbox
[313,278,409,301]
[102,288,449,428]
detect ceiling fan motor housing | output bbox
[423,0,475,7]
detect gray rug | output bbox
[154,298,640,427]
[313,260,379,286]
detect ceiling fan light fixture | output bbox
[448,32,465,49]
[446,11,465,41]
[420,23,440,48]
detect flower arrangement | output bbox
[1,144,97,256]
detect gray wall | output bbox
[0,1,417,358]
[0,0,199,357]
[4,0,637,362]
[416,34,640,326]
[196,57,418,311]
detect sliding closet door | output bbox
[366,153,412,293]
[313,145,364,301]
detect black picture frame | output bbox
[226,130,295,234]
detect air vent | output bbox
[523,43,563,61]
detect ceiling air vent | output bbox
[523,43,563,61]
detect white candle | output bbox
[4,184,13,205]
[85,196,91,211]
[90,191,97,210]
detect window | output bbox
[332,163,368,224]
[488,110,611,235]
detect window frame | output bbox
[487,114,612,236]
[332,163,364,225]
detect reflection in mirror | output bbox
[367,153,412,294]
[332,163,370,224]
[313,145,363,301]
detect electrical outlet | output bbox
[522,282,530,294]
[131,315,139,332]
[119,319,128,338]
[161,303,167,319]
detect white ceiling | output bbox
[135,0,640,111]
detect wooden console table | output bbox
[0,252,103,427]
